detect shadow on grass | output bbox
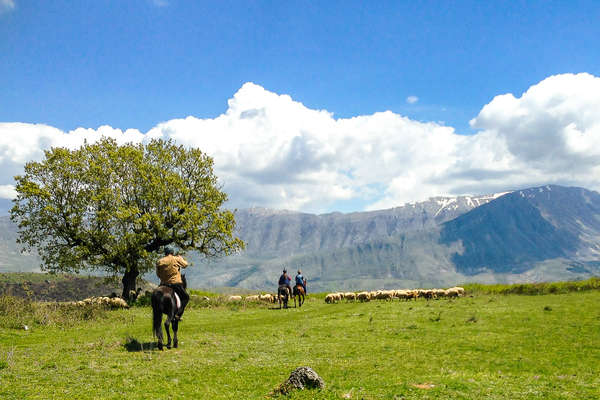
[124,336,158,352]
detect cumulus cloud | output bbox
[0,0,15,14]
[0,185,16,199]
[1,73,600,212]
[406,96,419,104]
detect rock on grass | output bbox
[274,366,325,395]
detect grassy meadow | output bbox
[1,286,600,399]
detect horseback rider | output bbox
[156,246,189,321]
[295,269,307,294]
[278,268,292,297]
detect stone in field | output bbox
[275,366,325,395]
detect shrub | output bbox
[463,277,600,296]
[0,296,108,329]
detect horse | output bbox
[292,284,305,308]
[151,274,187,350]
[277,285,289,309]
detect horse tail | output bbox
[151,290,163,339]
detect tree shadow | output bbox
[123,337,157,352]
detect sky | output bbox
[1,0,600,214]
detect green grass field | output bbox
[1,289,600,399]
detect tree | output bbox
[10,138,244,300]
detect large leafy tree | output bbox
[10,138,244,299]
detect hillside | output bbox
[189,185,600,291]
[2,185,600,291]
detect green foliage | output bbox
[463,277,600,295]
[10,138,244,289]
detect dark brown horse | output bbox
[292,284,305,308]
[277,285,289,309]
[151,274,187,350]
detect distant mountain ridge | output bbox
[2,185,600,291]
[233,192,507,256]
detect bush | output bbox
[463,277,600,296]
[0,296,109,329]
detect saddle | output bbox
[159,284,182,310]
[278,284,290,296]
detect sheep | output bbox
[259,294,273,302]
[405,290,419,301]
[375,290,394,300]
[343,292,356,301]
[444,288,460,298]
[356,291,370,302]
[419,289,435,301]
[74,296,129,309]
[227,295,242,302]
[325,293,342,304]
[245,295,260,302]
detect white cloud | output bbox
[1,74,600,212]
[0,0,15,14]
[406,96,419,104]
[0,185,16,199]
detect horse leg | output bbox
[155,314,164,351]
[172,320,179,348]
[164,318,172,349]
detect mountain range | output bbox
[2,185,600,291]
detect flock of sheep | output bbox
[324,287,466,303]
[67,287,465,309]
[69,296,130,308]
[225,293,279,303]
[221,287,466,305]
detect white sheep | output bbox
[325,293,342,304]
[356,291,370,302]
[343,292,356,301]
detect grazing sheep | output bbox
[74,296,129,309]
[405,290,419,301]
[375,290,394,300]
[420,289,435,301]
[357,292,370,302]
[228,295,242,302]
[245,295,260,302]
[259,294,273,303]
[343,292,356,301]
[444,288,460,298]
[325,293,342,304]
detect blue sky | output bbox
[1,1,600,213]
[3,0,598,133]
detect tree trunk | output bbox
[121,267,139,301]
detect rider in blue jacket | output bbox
[295,269,307,294]
[278,268,292,296]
